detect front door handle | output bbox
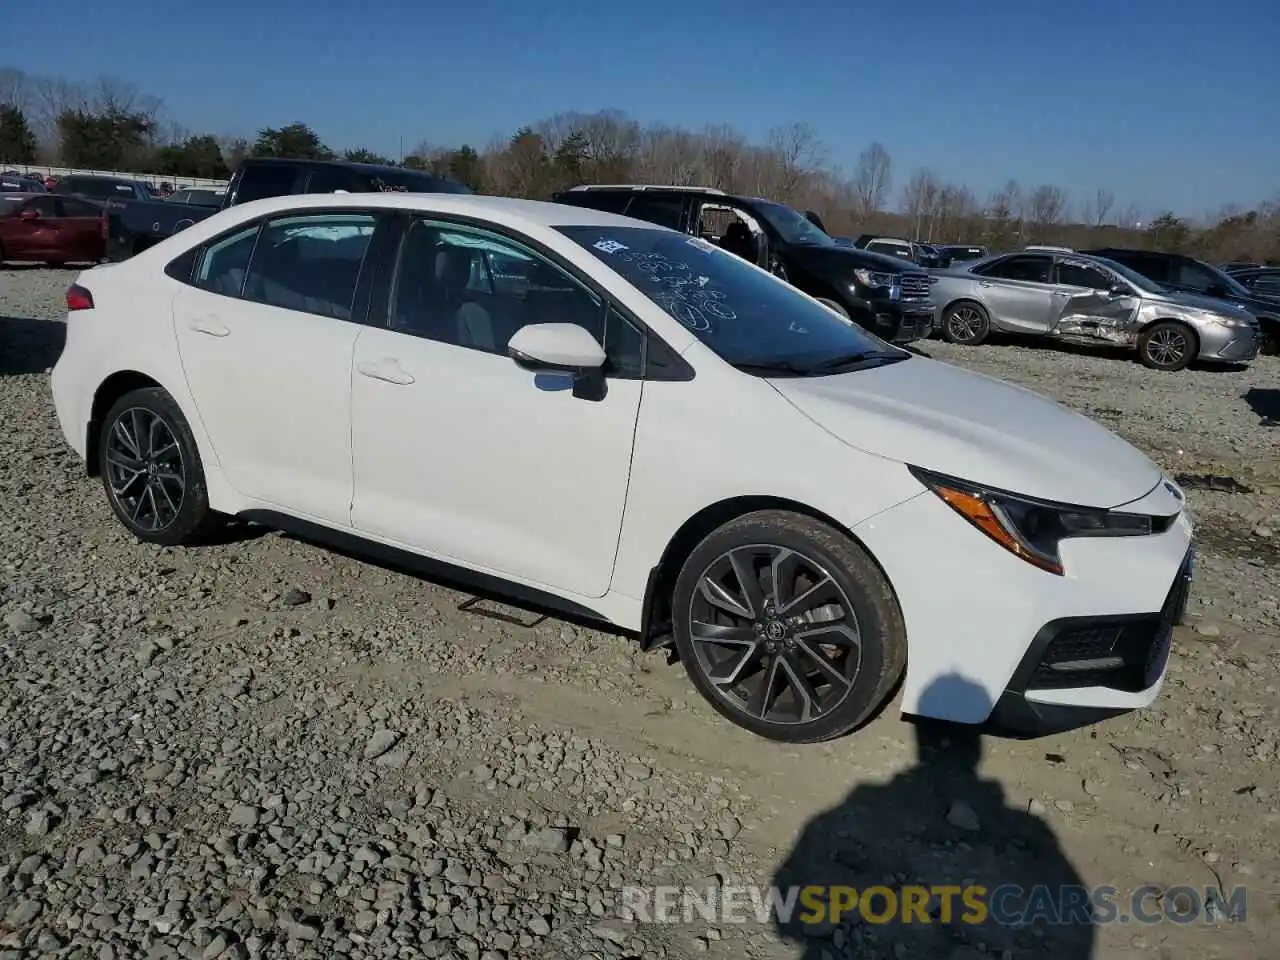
[978,280,993,288]
[187,316,230,337]
[357,359,415,386]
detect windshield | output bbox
[558,226,906,373]
[748,200,835,247]
[1092,257,1166,294]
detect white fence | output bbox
[1,164,229,189]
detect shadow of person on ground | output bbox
[772,674,1095,959]
[0,315,66,376]
[1243,387,1280,426]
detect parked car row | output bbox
[50,187,1195,745]
[929,245,1277,368]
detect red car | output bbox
[0,193,105,265]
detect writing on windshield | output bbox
[560,225,891,370]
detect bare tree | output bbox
[1025,184,1068,242]
[766,122,824,199]
[1079,188,1115,228]
[30,75,85,133]
[0,68,28,109]
[901,168,940,239]
[1117,202,1143,230]
[851,142,892,217]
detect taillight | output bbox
[66,284,94,311]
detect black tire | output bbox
[816,297,850,319]
[671,510,906,743]
[940,301,991,345]
[1137,320,1196,371]
[97,386,223,546]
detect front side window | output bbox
[558,225,905,372]
[749,200,834,247]
[241,213,377,321]
[389,219,605,357]
[1056,260,1113,290]
[1171,260,1225,294]
[975,255,1053,283]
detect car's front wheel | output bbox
[98,386,223,545]
[940,301,991,345]
[1137,320,1196,371]
[671,510,906,743]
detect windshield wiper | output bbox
[732,359,815,376]
[733,351,906,377]
[812,351,906,370]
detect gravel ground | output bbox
[2,266,1278,960]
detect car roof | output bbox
[228,191,663,231]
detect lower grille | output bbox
[1029,549,1192,693]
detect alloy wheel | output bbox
[1145,327,1189,367]
[688,545,862,725]
[104,407,186,532]
[947,306,985,342]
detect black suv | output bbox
[1082,247,1279,354]
[551,185,935,344]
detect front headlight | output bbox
[1199,310,1252,328]
[853,269,896,289]
[909,467,1154,576]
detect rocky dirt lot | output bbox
[1,266,1278,960]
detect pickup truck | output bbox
[54,175,156,203]
[552,184,936,344]
[102,157,471,261]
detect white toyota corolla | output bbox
[50,192,1194,743]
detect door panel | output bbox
[170,211,379,524]
[350,329,641,596]
[172,286,360,523]
[974,255,1056,333]
[349,217,642,597]
[1051,259,1139,337]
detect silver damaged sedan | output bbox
[930,249,1259,371]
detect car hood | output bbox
[1159,289,1256,319]
[769,357,1163,509]
[800,244,921,273]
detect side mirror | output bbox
[1206,284,1228,299]
[18,208,39,221]
[1108,283,1129,297]
[509,322,606,375]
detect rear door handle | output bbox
[187,316,230,337]
[357,359,415,386]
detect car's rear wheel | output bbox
[940,301,991,345]
[1137,321,1196,371]
[671,510,906,743]
[98,387,223,546]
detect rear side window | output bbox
[234,164,301,204]
[623,195,685,230]
[975,255,1052,283]
[1104,252,1167,283]
[196,224,260,297]
[241,213,377,321]
[560,191,631,214]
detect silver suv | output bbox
[930,249,1259,371]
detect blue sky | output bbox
[4,0,1276,218]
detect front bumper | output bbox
[863,298,934,344]
[986,546,1193,737]
[1196,322,1259,362]
[851,485,1193,730]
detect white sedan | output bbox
[50,192,1194,743]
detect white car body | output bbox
[50,192,1194,741]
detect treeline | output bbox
[1,67,1277,263]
